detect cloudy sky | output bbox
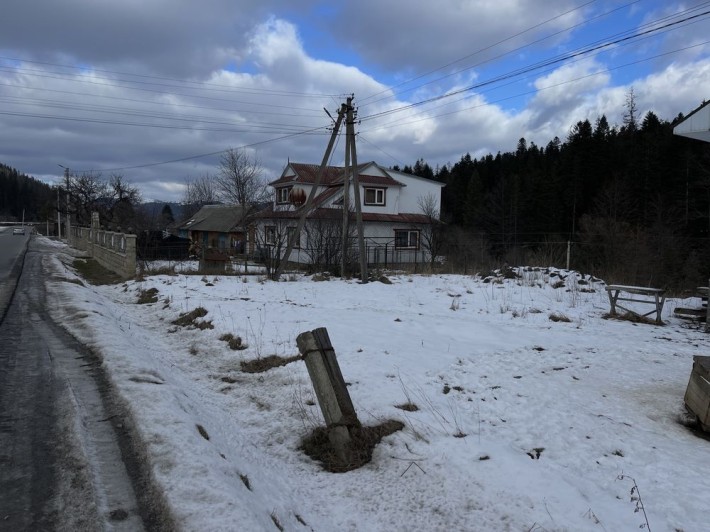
[1,0,709,202]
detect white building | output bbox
[253,161,445,269]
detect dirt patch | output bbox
[73,258,124,285]
[549,312,571,323]
[394,402,419,412]
[219,333,247,350]
[137,288,159,304]
[171,307,213,329]
[240,354,301,373]
[602,311,660,325]
[300,420,405,472]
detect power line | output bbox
[359,0,608,105]
[0,55,341,98]
[359,7,710,123]
[359,39,710,136]
[0,83,327,119]
[0,67,328,113]
[69,124,333,174]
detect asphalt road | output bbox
[0,235,162,530]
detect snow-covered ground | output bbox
[45,238,710,531]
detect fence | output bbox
[68,214,137,279]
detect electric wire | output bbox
[0,55,341,98]
[359,0,608,104]
[359,7,710,123]
[359,38,710,136]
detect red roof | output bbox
[269,162,405,188]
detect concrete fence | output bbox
[68,212,137,279]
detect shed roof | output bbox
[179,204,248,233]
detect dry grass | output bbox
[137,287,159,304]
[548,312,572,323]
[602,311,660,325]
[240,354,301,373]
[219,333,247,350]
[394,402,419,412]
[72,258,124,285]
[171,307,213,329]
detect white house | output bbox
[253,161,445,268]
[674,100,710,143]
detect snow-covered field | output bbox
[45,239,710,531]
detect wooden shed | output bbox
[684,356,710,432]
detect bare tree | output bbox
[215,148,267,206]
[418,193,445,269]
[253,219,291,276]
[214,148,269,271]
[182,173,218,219]
[303,209,355,275]
[69,171,108,226]
[106,174,141,230]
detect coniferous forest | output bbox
[399,108,710,289]
[2,106,710,289]
[0,163,54,223]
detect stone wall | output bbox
[68,213,136,279]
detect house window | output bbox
[364,187,386,206]
[265,226,276,245]
[395,229,419,249]
[276,186,292,204]
[286,226,300,248]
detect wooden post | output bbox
[296,327,360,463]
[346,97,368,283]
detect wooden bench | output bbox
[605,284,666,325]
[674,286,710,330]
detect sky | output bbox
[38,237,710,531]
[1,0,710,203]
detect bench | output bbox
[605,284,666,325]
[674,286,710,330]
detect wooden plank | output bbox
[685,357,710,431]
[606,284,665,295]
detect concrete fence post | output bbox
[296,327,360,463]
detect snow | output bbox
[44,239,710,531]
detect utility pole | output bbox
[59,165,71,239]
[274,104,347,280]
[57,186,61,239]
[345,97,368,283]
[340,116,352,278]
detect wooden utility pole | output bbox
[340,115,352,278]
[274,104,346,280]
[346,97,368,283]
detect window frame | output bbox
[276,186,293,204]
[286,226,300,249]
[364,187,386,206]
[394,229,420,250]
[265,225,276,245]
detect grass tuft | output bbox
[240,354,301,373]
[137,287,159,304]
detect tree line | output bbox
[3,98,710,288]
[398,102,710,289]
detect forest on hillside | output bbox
[0,164,55,222]
[398,105,710,290]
